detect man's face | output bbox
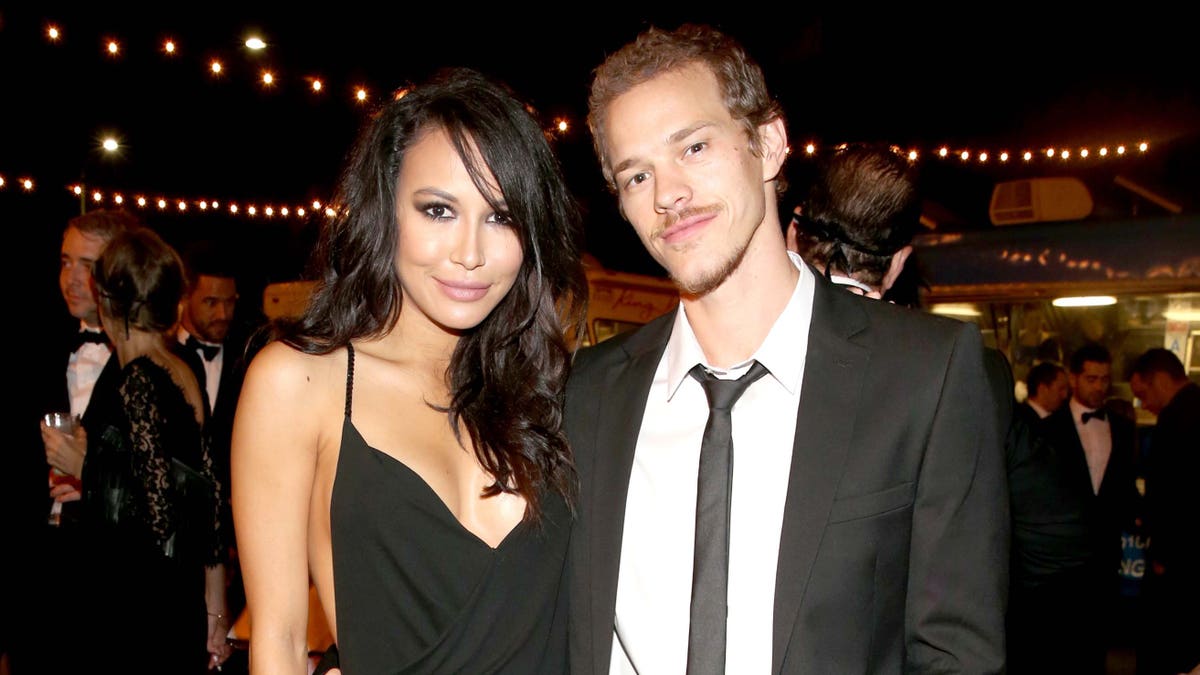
[1070,360,1111,410]
[59,226,107,327]
[1129,371,1172,415]
[183,274,238,343]
[601,63,784,296]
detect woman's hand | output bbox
[206,611,233,670]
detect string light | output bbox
[10,20,1164,228]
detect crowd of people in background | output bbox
[2,21,1196,675]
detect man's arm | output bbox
[906,323,1009,673]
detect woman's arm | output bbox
[232,343,324,675]
[205,562,232,670]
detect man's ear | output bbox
[881,245,913,294]
[758,117,788,182]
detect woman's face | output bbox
[394,126,524,334]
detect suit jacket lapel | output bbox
[587,312,673,673]
[772,276,870,673]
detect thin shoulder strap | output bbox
[344,343,355,417]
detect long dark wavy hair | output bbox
[280,67,587,521]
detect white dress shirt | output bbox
[611,253,814,675]
[177,328,223,412]
[67,324,112,418]
[1070,397,1112,494]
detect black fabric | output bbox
[685,361,769,675]
[185,334,221,361]
[69,328,111,351]
[1081,408,1107,423]
[329,348,570,674]
[76,356,224,674]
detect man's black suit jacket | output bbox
[564,269,1009,674]
[173,333,247,495]
[1041,400,1139,583]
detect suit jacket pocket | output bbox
[828,481,915,524]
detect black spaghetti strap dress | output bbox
[330,345,571,674]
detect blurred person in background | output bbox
[1129,348,1200,675]
[175,242,250,626]
[1023,361,1071,419]
[790,143,1095,674]
[1040,343,1140,673]
[6,209,135,675]
[67,228,231,673]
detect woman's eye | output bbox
[489,212,513,226]
[423,204,453,220]
[685,142,706,156]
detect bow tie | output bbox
[1081,408,1107,423]
[185,335,221,362]
[71,329,110,352]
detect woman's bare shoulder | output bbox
[243,341,349,404]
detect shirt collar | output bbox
[664,251,813,399]
[1069,397,1102,423]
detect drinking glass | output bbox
[43,412,81,526]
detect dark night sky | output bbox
[4,6,1198,286]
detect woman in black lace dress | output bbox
[73,229,232,673]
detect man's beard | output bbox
[673,240,749,298]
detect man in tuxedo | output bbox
[175,243,249,620]
[1129,348,1200,675]
[175,244,245,492]
[565,24,1008,674]
[7,209,138,675]
[1040,342,1139,673]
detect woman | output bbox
[232,68,587,673]
[64,228,231,673]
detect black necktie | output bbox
[1082,408,1107,423]
[71,329,110,352]
[186,335,221,362]
[686,360,769,675]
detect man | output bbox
[1041,342,1140,673]
[8,209,137,675]
[1023,361,1070,419]
[565,25,1007,674]
[790,142,1091,673]
[786,142,918,301]
[176,243,245,491]
[1129,348,1200,675]
[175,243,249,624]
